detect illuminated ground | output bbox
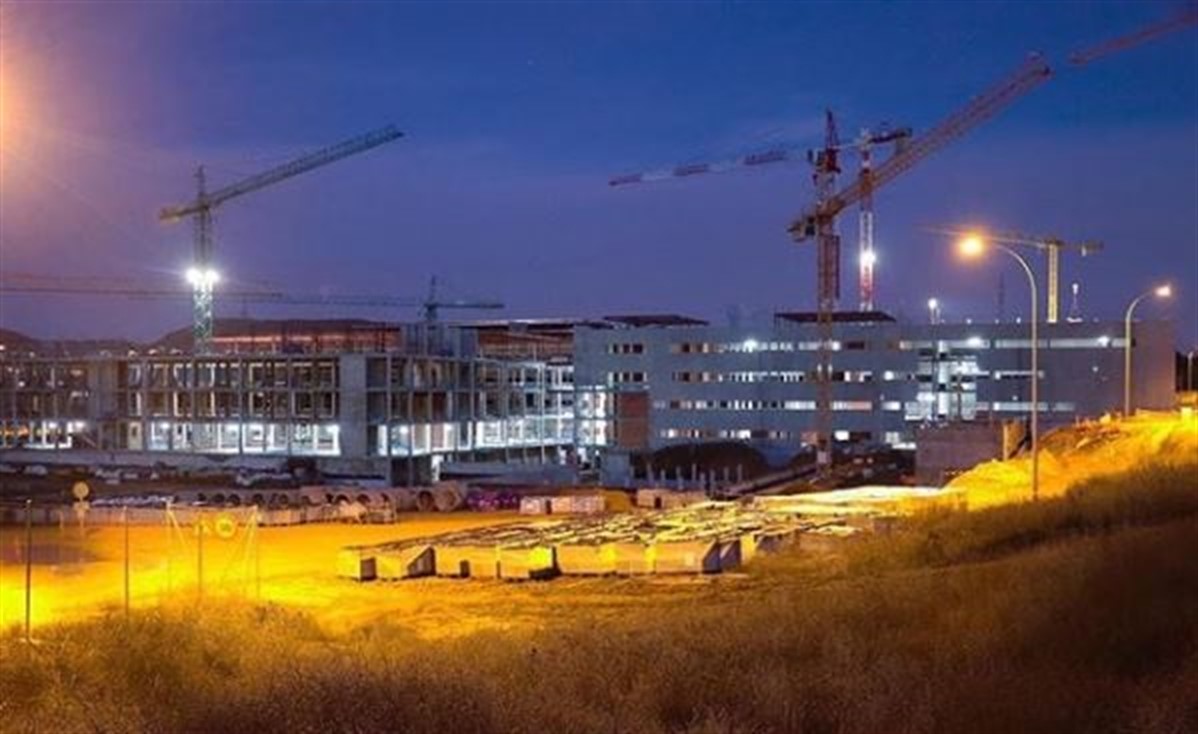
[2,413,1193,638]
[0,512,749,638]
[949,411,1198,507]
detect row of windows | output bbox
[607,343,645,355]
[670,370,918,384]
[607,371,647,385]
[655,399,876,412]
[902,337,1127,350]
[619,336,1131,356]
[669,340,849,354]
[652,399,1078,415]
[657,428,908,444]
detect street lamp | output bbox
[957,232,1040,502]
[927,298,941,325]
[1123,284,1172,417]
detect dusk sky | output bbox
[1,1,1195,345]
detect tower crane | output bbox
[420,276,504,324]
[929,227,1103,324]
[609,116,911,313]
[791,54,1052,466]
[610,6,1191,470]
[610,55,1051,467]
[159,125,403,353]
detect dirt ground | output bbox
[0,512,745,638]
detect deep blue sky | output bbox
[1,1,1195,346]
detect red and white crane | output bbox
[609,115,910,313]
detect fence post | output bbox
[196,515,204,604]
[24,499,33,643]
[123,506,131,619]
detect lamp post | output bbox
[927,298,941,325]
[1123,284,1172,417]
[958,234,1040,502]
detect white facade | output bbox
[573,316,1176,460]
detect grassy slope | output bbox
[948,413,1198,507]
[2,461,1197,734]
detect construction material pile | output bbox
[337,485,954,583]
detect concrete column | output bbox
[338,354,368,460]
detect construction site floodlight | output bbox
[185,267,220,288]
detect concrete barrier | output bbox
[519,496,553,515]
[555,543,617,575]
[754,529,797,554]
[570,495,606,515]
[549,496,575,514]
[337,548,377,581]
[717,538,742,571]
[434,544,500,579]
[739,533,758,563]
[654,540,722,574]
[376,545,435,580]
[612,542,655,575]
[498,545,557,580]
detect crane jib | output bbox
[787,54,1051,237]
[159,125,403,222]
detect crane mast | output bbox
[790,54,1051,469]
[160,125,403,353]
[857,141,875,312]
[855,124,912,312]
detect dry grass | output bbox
[2,461,1197,733]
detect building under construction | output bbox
[0,319,597,484]
[0,310,1180,481]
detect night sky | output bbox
[1,1,1195,346]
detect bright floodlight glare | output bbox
[958,234,986,258]
[927,298,939,310]
[743,338,760,353]
[185,267,220,287]
[1155,284,1173,298]
[860,250,877,267]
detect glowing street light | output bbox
[958,234,986,258]
[1123,283,1173,417]
[954,231,1041,502]
[927,297,941,325]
